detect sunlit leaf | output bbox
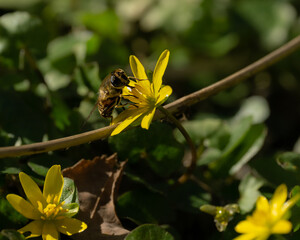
[0,12,41,36]
[234,96,270,124]
[173,117,223,146]
[238,174,264,213]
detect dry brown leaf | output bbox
[63,154,129,240]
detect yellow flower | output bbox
[234,184,300,240]
[6,165,87,240]
[111,49,172,136]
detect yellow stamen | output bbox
[39,201,68,220]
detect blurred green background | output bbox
[0,0,299,149]
[1,0,300,147]
[1,0,300,239]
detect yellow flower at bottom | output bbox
[111,49,172,136]
[6,165,87,240]
[234,184,300,240]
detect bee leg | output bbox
[124,83,135,89]
[131,103,139,108]
[122,94,138,99]
[115,103,130,108]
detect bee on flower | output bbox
[6,165,87,240]
[110,49,172,136]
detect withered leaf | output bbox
[63,154,129,240]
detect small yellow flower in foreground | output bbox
[6,165,87,240]
[234,184,300,240]
[111,49,172,136]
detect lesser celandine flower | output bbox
[111,49,172,136]
[234,184,300,240]
[6,165,87,240]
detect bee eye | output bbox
[110,75,123,87]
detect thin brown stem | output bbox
[159,34,300,117]
[1,35,300,158]
[158,106,196,183]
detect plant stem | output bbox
[1,35,300,158]
[158,106,196,183]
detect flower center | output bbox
[39,201,68,220]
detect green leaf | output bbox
[50,93,71,131]
[197,148,222,166]
[0,12,41,36]
[109,122,184,177]
[125,224,174,240]
[229,124,267,174]
[0,158,24,174]
[146,143,183,177]
[0,197,27,229]
[74,62,101,93]
[238,174,264,213]
[27,161,48,177]
[291,186,300,207]
[173,117,223,146]
[27,154,71,177]
[233,96,270,124]
[62,203,79,218]
[60,177,79,205]
[47,32,93,73]
[81,10,120,40]
[117,189,176,225]
[222,116,253,158]
[236,0,296,49]
[212,123,266,177]
[277,152,300,172]
[0,230,25,240]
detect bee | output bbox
[98,68,132,119]
[81,68,139,129]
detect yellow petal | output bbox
[122,86,134,96]
[270,184,287,217]
[272,220,292,234]
[157,85,172,105]
[19,172,46,208]
[18,220,43,238]
[153,50,170,96]
[56,218,87,235]
[141,107,156,129]
[111,109,145,136]
[256,196,269,212]
[256,235,271,240]
[129,55,148,80]
[233,233,258,240]
[111,108,141,125]
[134,79,153,97]
[6,194,40,220]
[43,165,63,205]
[235,220,265,234]
[42,221,59,240]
